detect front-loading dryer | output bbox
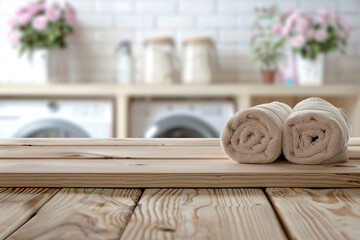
[130,99,235,138]
[0,99,113,138]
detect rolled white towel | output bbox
[220,102,292,164]
[283,97,351,164]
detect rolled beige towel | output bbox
[283,97,351,164]
[220,102,292,164]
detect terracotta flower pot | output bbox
[261,70,276,84]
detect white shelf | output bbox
[1,83,360,96]
[1,83,359,137]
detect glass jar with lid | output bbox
[181,37,217,84]
[143,37,176,84]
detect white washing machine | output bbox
[130,99,235,138]
[0,99,113,138]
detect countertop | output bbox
[0,138,360,239]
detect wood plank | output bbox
[0,188,58,239]
[1,145,358,160]
[121,188,286,240]
[7,188,142,240]
[0,145,225,159]
[1,159,360,187]
[0,138,358,160]
[266,188,360,240]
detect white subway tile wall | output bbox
[0,0,359,83]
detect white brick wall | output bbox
[136,1,176,13]
[157,16,194,28]
[0,0,360,84]
[95,1,132,13]
[180,0,215,14]
[198,16,237,28]
[116,15,153,29]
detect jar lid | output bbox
[144,36,174,45]
[183,37,214,44]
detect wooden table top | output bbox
[0,138,360,188]
[1,187,360,240]
[1,138,360,239]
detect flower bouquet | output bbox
[7,0,76,83]
[280,8,350,85]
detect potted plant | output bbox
[282,9,350,85]
[251,5,284,84]
[7,0,76,84]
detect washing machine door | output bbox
[14,119,90,138]
[145,115,218,138]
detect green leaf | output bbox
[18,45,28,56]
[272,39,284,50]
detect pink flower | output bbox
[268,5,275,13]
[65,2,76,15]
[315,15,328,25]
[8,17,17,29]
[285,11,301,28]
[272,25,282,35]
[305,29,314,39]
[46,8,60,21]
[291,35,305,48]
[295,18,309,32]
[282,24,291,36]
[47,1,59,9]
[32,16,48,31]
[8,31,21,45]
[28,4,43,16]
[318,9,330,17]
[277,14,285,22]
[293,10,305,19]
[16,6,27,16]
[283,7,294,15]
[282,17,294,36]
[18,12,32,25]
[64,2,76,25]
[314,30,328,42]
[329,10,339,21]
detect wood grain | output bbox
[0,138,221,146]
[121,188,286,240]
[0,188,58,239]
[0,138,224,159]
[0,138,358,159]
[1,159,360,187]
[267,188,360,240]
[0,145,225,159]
[7,188,142,240]
[0,138,359,188]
